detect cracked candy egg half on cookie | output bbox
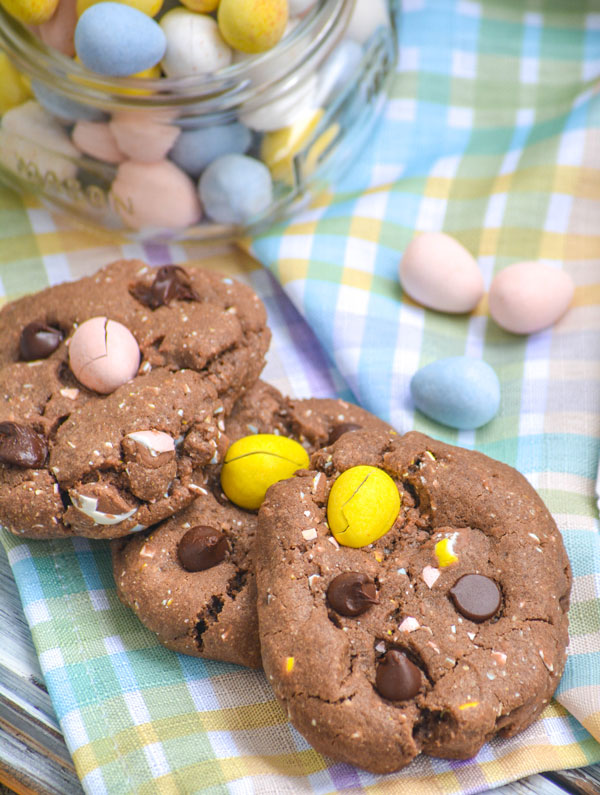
[255,428,571,773]
[0,258,271,539]
[111,379,396,667]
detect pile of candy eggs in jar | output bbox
[0,0,394,237]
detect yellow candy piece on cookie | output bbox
[327,465,400,548]
[218,0,287,54]
[434,536,459,567]
[1,0,59,24]
[220,433,310,511]
[0,54,32,114]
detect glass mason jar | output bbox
[0,0,398,242]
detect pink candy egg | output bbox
[488,261,574,334]
[72,121,125,164]
[38,0,77,56]
[109,112,180,163]
[399,232,485,314]
[111,160,202,230]
[69,316,140,394]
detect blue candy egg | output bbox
[32,80,106,124]
[75,3,166,77]
[410,356,501,430]
[170,123,252,178]
[198,154,273,224]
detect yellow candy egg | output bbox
[0,54,32,114]
[218,0,287,54]
[1,0,59,24]
[327,465,400,548]
[221,433,310,510]
[180,0,219,11]
[261,108,322,182]
[434,535,459,567]
[76,0,163,18]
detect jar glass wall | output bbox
[0,0,399,242]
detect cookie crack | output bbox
[193,594,225,650]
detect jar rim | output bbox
[0,0,352,107]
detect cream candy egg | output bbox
[68,316,140,394]
[0,101,79,182]
[160,9,232,77]
[488,261,575,335]
[345,0,389,44]
[239,72,318,132]
[399,232,485,314]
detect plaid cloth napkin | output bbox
[2,0,600,792]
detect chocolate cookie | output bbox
[112,380,395,667]
[255,429,571,773]
[0,259,270,538]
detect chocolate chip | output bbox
[0,422,47,468]
[178,525,229,572]
[131,265,199,309]
[375,650,422,701]
[449,574,501,622]
[328,422,363,445]
[327,572,378,616]
[19,322,63,360]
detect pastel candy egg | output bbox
[288,0,315,14]
[75,3,166,77]
[488,261,574,335]
[327,465,400,548]
[221,433,310,510]
[0,100,79,181]
[72,120,125,164]
[199,154,273,225]
[315,39,363,106]
[0,54,32,114]
[68,317,140,394]
[399,233,485,314]
[111,159,202,230]
[160,9,232,77]
[32,80,105,123]
[109,112,180,163]
[239,72,318,132]
[179,0,218,11]
[1,0,59,24]
[218,0,287,54]
[76,0,163,18]
[170,123,252,178]
[260,107,323,182]
[410,356,500,430]
[345,0,389,44]
[38,0,77,56]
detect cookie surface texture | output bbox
[0,259,270,538]
[255,429,572,773]
[112,380,395,667]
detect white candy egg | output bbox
[399,232,485,313]
[160,9,232,77]
[488,261,574,334]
